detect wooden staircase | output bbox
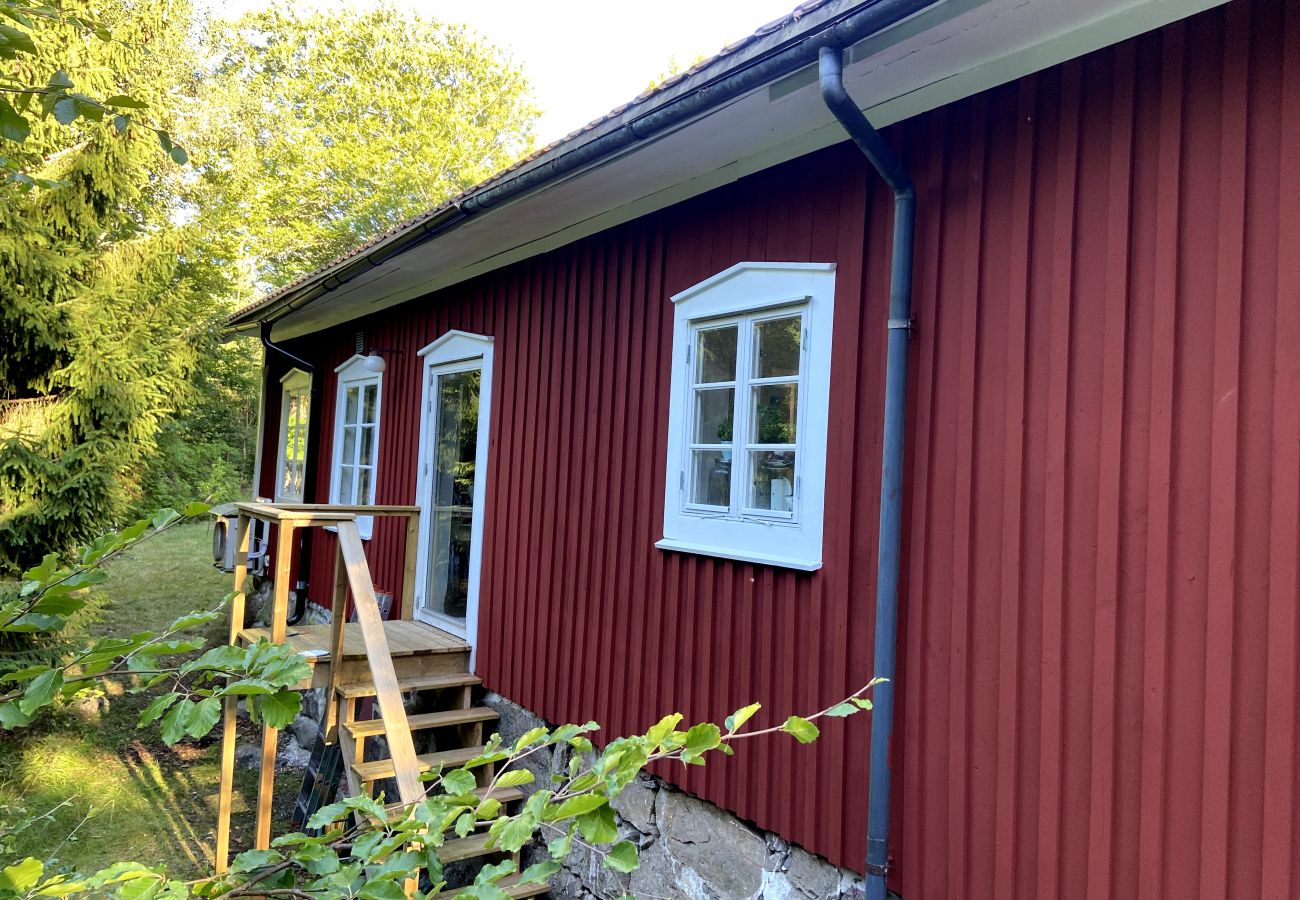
[213,502,547,897]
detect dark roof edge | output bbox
[225,0,940,334]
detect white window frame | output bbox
[328,354,383,540]
[412,330,495,664]
[274,368,312,503]
[657,262,836,571]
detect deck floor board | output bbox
[238,620,468,659]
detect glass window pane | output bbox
[344,386,359,425]
[749,450,796,511]
[341,425,357,466]
[337,465,354,503]
[428,369,481,621]
[690,449,732,507]
[752,383,798,444]
[357,466,372,504]
[695,325,737,384]
[694,388,734,445]
[359,425,375,467]
[754,315,802,378]
[362,383,378,423]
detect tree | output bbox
[191,3,537,292]
[0,0,217,572]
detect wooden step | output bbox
[352,745,487,783]
[383,785,525,818]
[436,831,501,864]
[344,706,498,740]
[444,875,549,898]
[337,671,480,699]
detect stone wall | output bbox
[485,693,870,900]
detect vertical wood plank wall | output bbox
[256,2,1300,894]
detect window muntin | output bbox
[275,371,311,502]
[684,308,804,520]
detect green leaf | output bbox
[513,726,548,752]
[546,825,574,860]
[103,95,148,110]
[574,805,617,844]
[547,794,606,821]
[169,145,188,165]
[724,702,761,732]
[47,69,73,90]
[851,697,873,710]
[494,769,535,788]
[152,509,181,530]
[439,768,477,796]
[454,812,474,838]
[168,609,219,631]
[342,794,389,825]
[0,23,36,55]
[19,668,62,715]
[0,99,30,142]
[305,801,349,830]
[358,881,406,900]
[604,840,639,874]
[0,857,43,892]
[52,97,78,126]
[160,700,194,746]
[138,693,180,727]
[781,715,820,744]
[230,849,280,873]
[0,701,34,728]
[518,859,561,885]
[183,501,211,517]
[185,697,221,738]
[497,812,537,853]
[257,690,300,729]
[683,722,722,757]
[824,703,859,717]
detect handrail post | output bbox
[254,521,297,849]
[214,513,251,874]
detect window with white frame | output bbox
[329,355,382,538]
[275,369,311,502]
[658,262,836,570]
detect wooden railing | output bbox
[214,502,424,873]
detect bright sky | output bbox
[205,0,801,145]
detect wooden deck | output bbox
[237,619,470,688]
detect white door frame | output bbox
[412,330,494,661]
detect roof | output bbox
[230,0,1225,340]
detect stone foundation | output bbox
[484,693,870,900]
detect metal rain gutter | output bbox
[818,44,916,900]
[238,0,940,334]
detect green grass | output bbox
[0,523,296,878]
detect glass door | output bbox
[419,363,482,632]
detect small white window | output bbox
[329,355,383,539]
[275,369,311,502]
[658,262,836,571]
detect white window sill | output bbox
[654,537,821,572]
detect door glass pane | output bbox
[752,383,798,444]
[359,425,375,467]
[427,368,481,621]
[690,449,731,507]
[749,450,796,512]
[754,315,802,378]
[362,383,378,423]
[344,387,359,425]
[694,388,734,445]
[341,426,356,466]
[695,325,737,384]
[337,464,354,504]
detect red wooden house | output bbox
[226,0,1300,896]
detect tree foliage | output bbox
[192,2,537,291]
[0,1,223,572]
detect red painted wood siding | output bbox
[261,1,1300,894]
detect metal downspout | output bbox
[260,323,318,625]
[818,45,915,900]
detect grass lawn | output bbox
[0,523,297,879]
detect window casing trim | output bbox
[328,354,383,540]
[274,368,311,503]
[658,261,836,571]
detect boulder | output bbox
[657,790,767,899]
